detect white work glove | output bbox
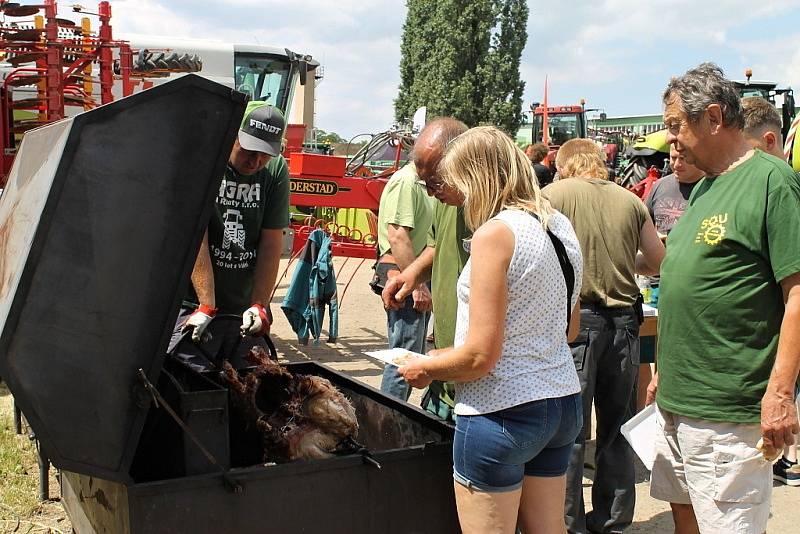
[241,303,271,336]
[181,304,217,343]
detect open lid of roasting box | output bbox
[0,75,247,483]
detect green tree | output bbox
[478,0,529,136]
[315,129,344,144]
[395,0,528,135]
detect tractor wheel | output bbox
[619,158,649,188]
[165,52,181,70]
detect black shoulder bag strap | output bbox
[546,229,575,332]
[529,212,575,332]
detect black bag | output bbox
[369,261,399,296]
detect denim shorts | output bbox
[453,393,582,492]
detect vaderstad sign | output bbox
[290,179,338,196]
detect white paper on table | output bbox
[364,348,430,367]
[642,304,658,317]
[621,403,658,471]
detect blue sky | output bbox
[106,0,800,138]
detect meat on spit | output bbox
[222,347,359,462]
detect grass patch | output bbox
[0,384,41,522]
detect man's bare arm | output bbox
[387,224,433,311]
[191,229,215,307]
[250,229,284,307]
[761,271,800,452]
[405,245,435,285]
[387,223,417,270]
[635,218,666,276]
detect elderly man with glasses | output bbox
[649,63,800,534]
[380,117,468,417]
[373,118,467,400]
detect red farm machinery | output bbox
[0,0,203,185]
[285,127,411,260]
[0,0,400,265]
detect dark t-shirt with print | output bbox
[644,173,698,235]
[189,155,289,314]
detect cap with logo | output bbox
[238,101,285,157]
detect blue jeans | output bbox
[379,295,429,400]
[453,394,583,492]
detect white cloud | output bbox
[109,1,196,38]
[521,0,800,115]
[101,0,404,138]
[729,36,800,92]
[58,0,800,136]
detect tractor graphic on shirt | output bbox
[222,209,246,249]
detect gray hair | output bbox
[662,62,744,130]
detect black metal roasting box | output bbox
[0,75,458,533]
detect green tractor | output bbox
[619,70,797,187]
[618,129,671,189]
[735,69,796,142]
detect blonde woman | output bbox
[399,126,584,533]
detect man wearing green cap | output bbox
[170,101,289,369]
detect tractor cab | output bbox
[531,104,587,148]
[734,69,796,141]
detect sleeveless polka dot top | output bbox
[454,209,583,416]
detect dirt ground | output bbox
[4,255,798,533]
[268,256,799,533]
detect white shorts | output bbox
[650,406,772,534]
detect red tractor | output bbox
[529,101,588,167]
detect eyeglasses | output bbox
[665,120,683,135]
[416,179,444,192]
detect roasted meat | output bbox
[222,347,358,462]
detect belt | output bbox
[580,302,635,315]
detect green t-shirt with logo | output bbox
[656,151,800,423]
[430,201,471,349]
[377,163,433,257]
[189,156,289,314]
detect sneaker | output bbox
[781,464,800,487]
[773,457,800,486]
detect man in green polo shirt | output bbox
[169,101,289,370]
[419,199,472,418]
[381,117,469,419]
[648,63,800,534]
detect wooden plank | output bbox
[640,315,657,337]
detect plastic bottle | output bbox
[636,275,652,305]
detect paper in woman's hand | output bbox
[364,348,430,367]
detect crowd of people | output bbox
[378,63,799,534]
[172,62,799,534]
